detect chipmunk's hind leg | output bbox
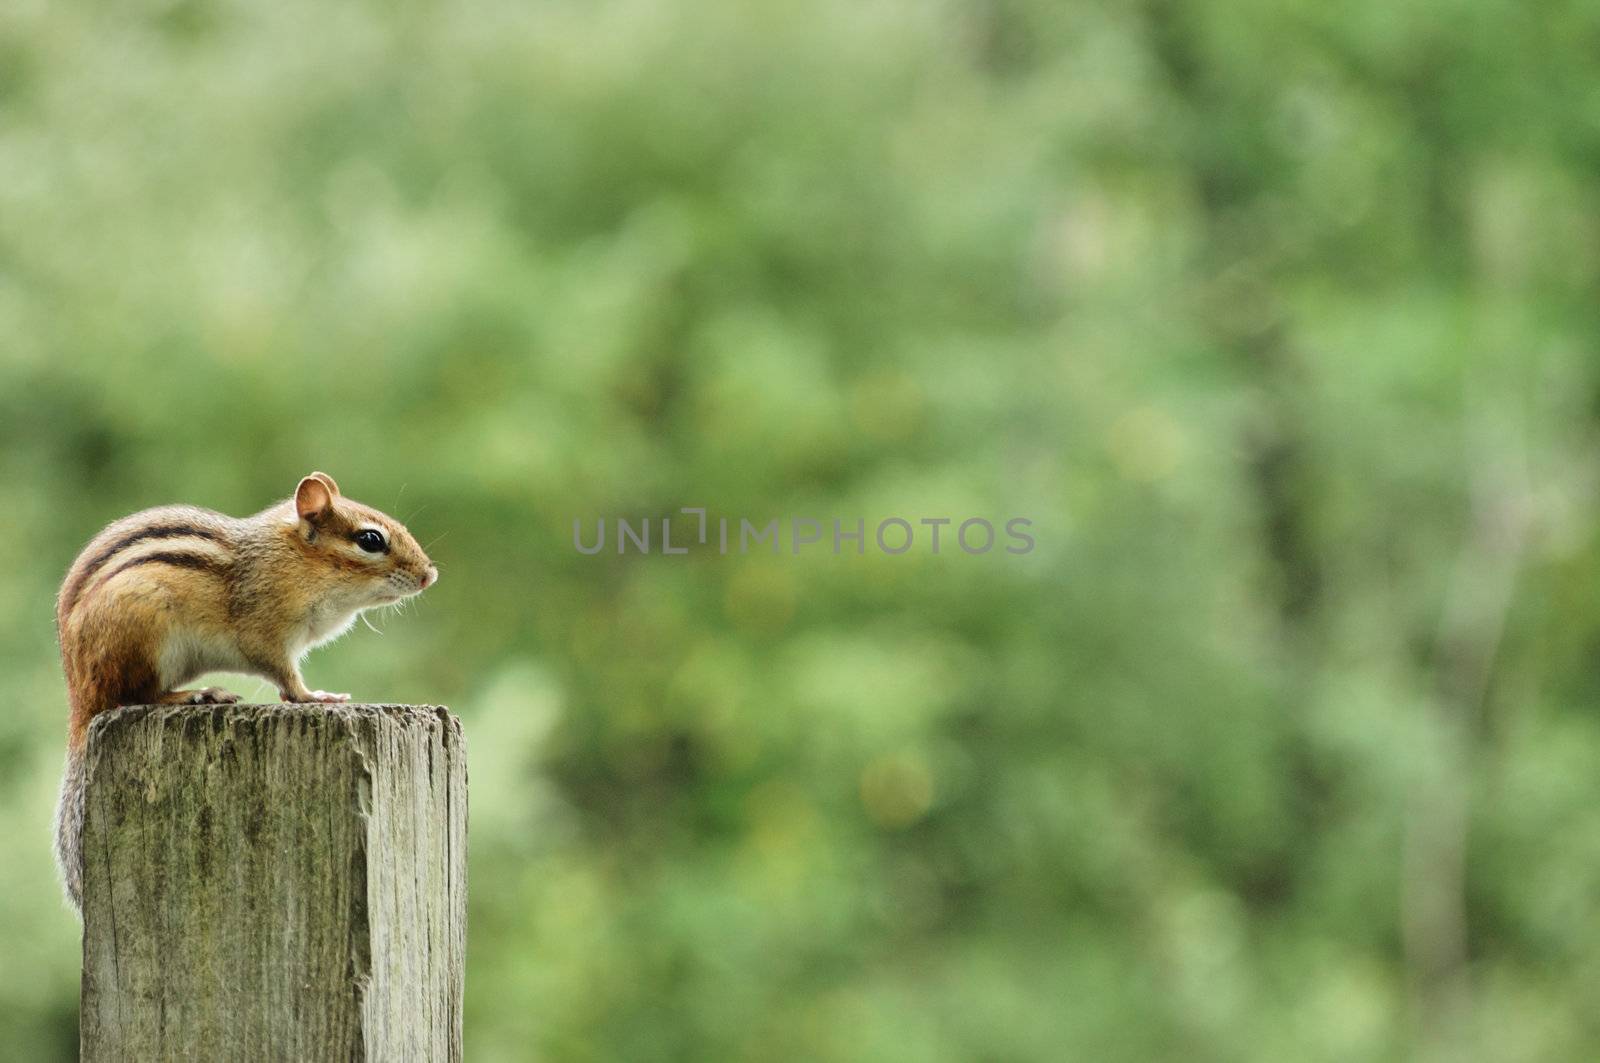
[153,687,240,705]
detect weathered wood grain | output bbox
[79,703,467,1062]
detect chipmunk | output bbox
[53,471,437,913]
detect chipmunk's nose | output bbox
[421,566,438,589]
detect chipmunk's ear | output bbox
[306,471,340,497]
[295,474,335,524]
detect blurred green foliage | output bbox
[4,0,1600,1059]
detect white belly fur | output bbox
[157,629,250,689]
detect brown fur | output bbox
[53,473,436,911]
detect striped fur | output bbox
[58,523,228,616]
[52,476,437,914]
[93,549,232,592]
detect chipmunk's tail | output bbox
[55,742,86,915]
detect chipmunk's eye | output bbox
[354,529,388,554]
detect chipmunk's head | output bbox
[291,471,438,607]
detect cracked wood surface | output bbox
[79,703,467,1062]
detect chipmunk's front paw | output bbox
[306,690,351,703]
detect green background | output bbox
[3,1,1599,1059]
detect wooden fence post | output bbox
[78,703,467,1062]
